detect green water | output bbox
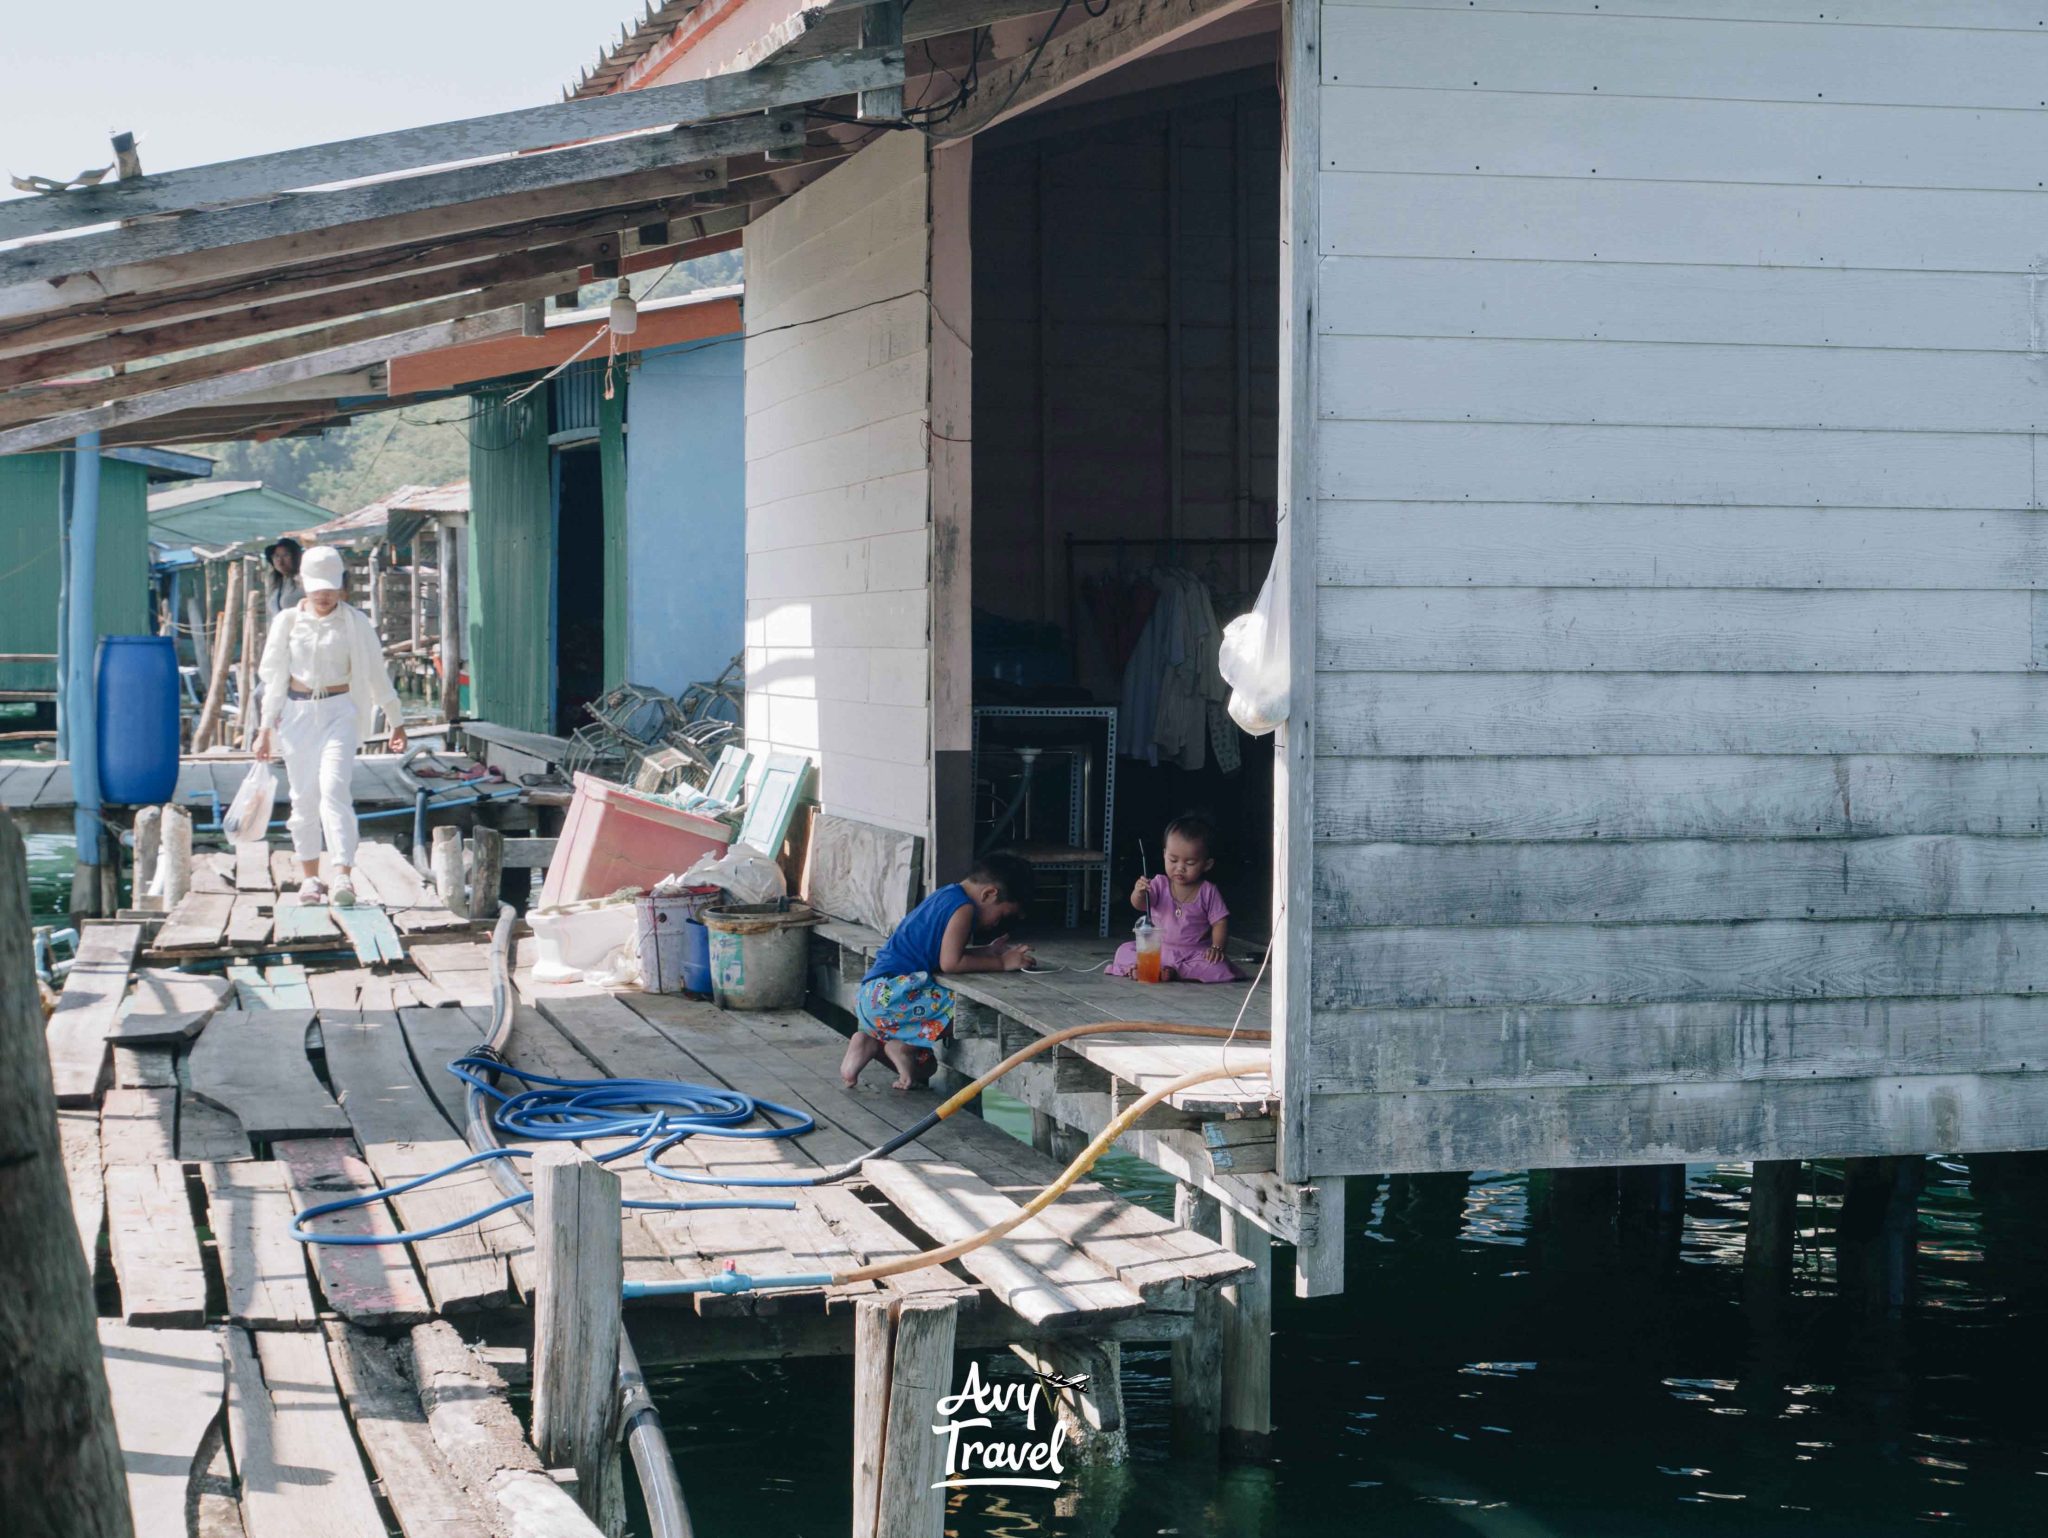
[641,1101,2048,1537]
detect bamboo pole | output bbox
[0,815,135,1537]
[189,561,243,753]
[236,557,264,750]
[437,522,462,725]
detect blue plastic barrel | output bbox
[681,919,712,994]
[96,635,180,805]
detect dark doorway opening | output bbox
[553,445,607,735]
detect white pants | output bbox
[278,692,359,868]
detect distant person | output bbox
[840,853,1038,1090]
[263,537,305,617]
[252,546,405,906]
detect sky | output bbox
[0,1,632,195]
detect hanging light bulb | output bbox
[609,276,640,336]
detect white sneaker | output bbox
[331,874,357,908]
[299,878,328,906]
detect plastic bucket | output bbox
[637,891,717,994]
[702,902,822,1010]
[681,920,711,994]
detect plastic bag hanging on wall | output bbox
[1219,558,1288,736]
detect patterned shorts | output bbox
[856,971,954,1044]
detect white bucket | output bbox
[530,903,637,982]
[702,903,821,1010]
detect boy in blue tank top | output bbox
[840,852,1038,1090]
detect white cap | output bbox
[301,545,345,593]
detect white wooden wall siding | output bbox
[1305,1,2048,1175]
[743,130,933,837]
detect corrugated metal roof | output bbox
[146,478,262,512]
[566,1,701,101]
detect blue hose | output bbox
[289,1055,814,1246]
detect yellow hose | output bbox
[932,1019,1272,1120]
[838,1057,1271,1284]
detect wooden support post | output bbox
[1171,1182,1224,1458]
[437,523,462,725]
[190,560,243,752]
[237,557,263,749]
[1838,1156,1924,1320]
[132,805,161,909]
[852,1296,957,1538]
[432,825,467,917]
[1218,1204,1272,1458]
[1617,1163,1686,1269]
[0,814,135,1537]
[859,1,905,121]
[469,827,503,922]
[159,804,191,908]
[532,1146,625,1534]
[1744,1159,1801,1304]
[1010,1338,1126,1466]
[408,540,424,662]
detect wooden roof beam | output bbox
[0,110,810,315]
[0,194,706,364]
[938,0,1263,139]
[0,307,524,454]
[0,278,562,429]
[0,49,902,242]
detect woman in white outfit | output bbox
[253,546,406,906]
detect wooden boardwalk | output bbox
[0,748,443,833]
[50,910,1249,1533]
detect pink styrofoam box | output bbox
[539,773,732,908]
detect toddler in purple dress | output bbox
[1107,815,1242,983]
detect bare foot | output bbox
[881,1039,932,1090]
[839,1031,883,1087]
[890,1073,917,1090]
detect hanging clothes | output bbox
[1117,567,1240,773]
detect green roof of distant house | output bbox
[146,480,334,549]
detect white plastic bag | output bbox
[1219,559,1289,736]
[679,842,788,906]
[222,761,278,844]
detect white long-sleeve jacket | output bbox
[257,599,403,743]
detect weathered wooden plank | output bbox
[234,844,274,892]
[59,1107,105,1265]
[1315,835,2048,927]
[1324,5,2048,110]
[322,1325,491,1538]
[1313,674,2048,757]
[270,850,301,890]
[97,1321,226,1538]
[1313,993,2048,1095]
[320,1012,513,1313]
[180,1092,253,1163]
[1318,419,2033,509]
[106,1161,207,1326]
[1323,81,2048,194]
[1323,169,2048,279]
[273,900,337,944]
[0,50,899,240]
[1316,257,2041,353]
[333,904,405,966]
[113,966,231,1043]
[100,1087,178,1166]
[155,892,235,951]
[352,840,431,906]
[224,1328,388,1538]
[188,1009,349,1138]
[190,853,238,894]
[861,1158,1146,1325]
[202,1163,318,1329]
[1313,753,2048,842]
[44,921,140,1105]
[1314,916,2048,1010]
[1303,1070,2048,1175]
[1317,587,2037,673]
[261,965,315,1010]
[274,1137,433,1330]
[111,1044,177,1088]
[228,896,274,948]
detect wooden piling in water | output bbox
[1011,1338,1127,1466]
[0,814,134,1537]
[1171,1182,1224,1457]
[852,1295,958,1538]
[1744,1159,1801,1303]
[532,1145,626,1534]
[469,827,502,922]
[1218,1203,1272,1458]
[1838,1156,1925,1319]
